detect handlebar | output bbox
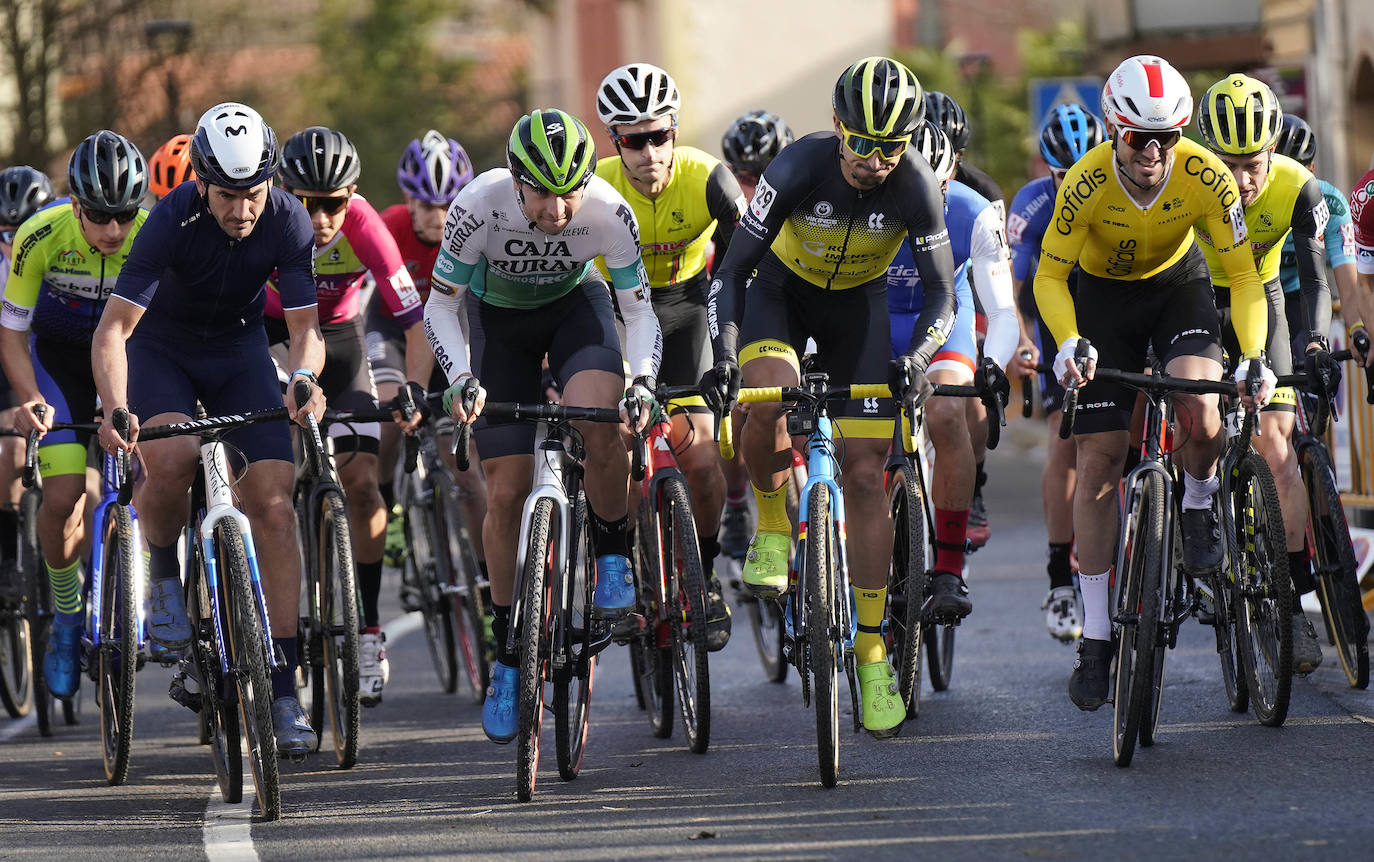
[111,408,133,506]
[294,379,326,479]
[394,384,421,475]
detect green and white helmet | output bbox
[507,109,598,194]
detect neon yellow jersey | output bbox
[1033,138,1267,357]
[1196,153,1326,286]
[595,145,744,287]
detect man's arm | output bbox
[1288,176,1332,344]
[282,304,326,421]
[703,161,746,261]
[92,295,147,450]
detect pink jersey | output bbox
[266,194,423,326]
[381,204,441,304]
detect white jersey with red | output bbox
[1351,168,1374,276]
[266,193,422,326]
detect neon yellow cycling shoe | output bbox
[742,531,790,599]
[857,660,904,739]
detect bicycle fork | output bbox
[508,428,572,673]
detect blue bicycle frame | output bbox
[790,412,856,662]
[86,451,145,657]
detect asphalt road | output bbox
[3,440,1372,861]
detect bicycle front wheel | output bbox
[886,467,925,719]
[405,490,459,694]
[1230,452,1292,727]
[98,504,138,785]
[805,483,839,788]
[516,498,555,802]
[629,497,673,736]
[660,478,710,754]
[555,493,597,779]
[434,473,490,704]
[0,602,32,717]
[1299,441,1369,688]
[316,491,360,769]
[189,540,242,804]
[1112,470,1164,768]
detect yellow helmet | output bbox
[1197,73,1282,155]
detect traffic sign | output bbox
[1029,77,1102,139]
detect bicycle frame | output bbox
[791,413,856,677]
[87,451,146,656]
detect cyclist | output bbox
[93,102,328,757]
[1193,75,1337,675]
[270,125,429,705]
[1007,102,1106,641]
[0,134,148,697]
[147,133,195,201]
[424,109,661,744]
[1034,56,1275,711]
[593,62,746,651]
[368,130,484,579]
[701,56,957,739]
[891,121,1015,613]
[1354,168,1374,336]
[717,109,794,560]
[0,167,55,597]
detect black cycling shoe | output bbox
[924,570,972,621]
[705,576,732,652]
[1181,503,1223,573]
[1068,637,1114,711]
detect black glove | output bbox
[1305,348,1342,402]
[889,355,934,410]
[391,380,432,421]
[699,360,741,415]
[981,359,1011,409]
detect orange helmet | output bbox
[148,133,195,198]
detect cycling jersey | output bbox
[1195,153,1330,339]
[382,203,440,302]
[365,203,441,354]
[1349,168,1374,275]
[1008,175,1077,411]
[709,132,956,367]
[2,202,148,344]
[887,180,1016,370]
[425,167,661,383]
[265,194,421,328]
[1034,137,1267,357]
[594,145,744,287]
[1279,178,1354,295]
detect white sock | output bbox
[1181,470,1219,510]
[1079,570,1112,641]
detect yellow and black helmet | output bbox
[1197,73,1283,155]
[832,56,924,139]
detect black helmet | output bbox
[67,130,148,214]
[0,166,55,226]
[279,126,361,191]
[923,91,970,152]
[1274,113,1316,168]
[832,56,924,138]
[721,110,794,175]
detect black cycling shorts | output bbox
[266,315,381,455]
[653,272,712,406]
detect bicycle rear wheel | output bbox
[434,473,490,703]
[0,601,32,717]
[805,483,839,788]
[1230,452,1292,727]
[315,491,360,769]
[923,620,956,691]
[1299,441,1369,688]
[219,520,282,821]
[516,498,555,802]
[630,497,673,736]
[1138,517,1176,748]
[98,504,138,785]
[660,478,710,754]
[1112,469,1164,768]
[189,541,242,804]
[405,491,459,694]
[886,466,926,719]
[748,595,788,684]
[1208,564,1248,713]
[555,494,597,778]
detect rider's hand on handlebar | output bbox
[699,359,741,415]
[619,376,657,434]
[1011,342,1039,378]
[1054,337,1097,388]
[888,355,934,409]
[1232,357,1277,409]
[98,408,139,453]
[390,380,431,432]
[1304,346,1342,404]
[287,376,326,425]
[982,359,1011,409]
[15,399,51,437]
[1351,325,1373,368]
[443,376,485,424]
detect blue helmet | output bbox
[1039,103,1105,170]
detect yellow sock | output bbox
[751,482,792,536]
[854,587,888,666]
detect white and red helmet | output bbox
[1101,55,1192,131]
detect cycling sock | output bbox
[1079,570,1111,641]
[379,479,394,512]
[1181,470,1219,510]
[491,603,513,667]
[699,532,720,578]
[148,540,180,583]
[934,508,969,573]
[725,487,748,507]
[588,510,629,558]
[357,560,383,629]
[48,559,82,621]
[271,636,297,700]
[1289,550,1314,595]
[752,482,791,535]
[854,587,888,666]
[1047,542,1075,589]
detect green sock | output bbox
[854,587,888,666]
[48,559,83,617]
[751,482,792,536]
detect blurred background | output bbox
[0,0,1370,211]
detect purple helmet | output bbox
[396,130,474,204]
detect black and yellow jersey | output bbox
[1195,152,1330,337]
[708,132,956,366]
[1033,137,1267,357]
[595,145,744,288]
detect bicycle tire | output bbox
[555,493,597,778]
[20,489,53,737]
[0,603,31,717]
[886,467,926,719]
[1230,451,1293,727]
[1112,469,1164,768]
[1299,441,1370,688]
[189,542,242,804]
[317,491,361,769]
[1137,500,1175,749]
[219,519,282,821]
[660,478,710,754]
[630,497,673,737]
[805,483,839,789]
[98,504,138,785]
[405,491,459,694]
[747,595,788,684]
[434,473,489,703]
[1209,563,1249,712]
[923,620,956,692]
[516,498,554,802]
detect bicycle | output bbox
[626,384,711,754]
[393,388,488,702]
[0,430,34,719]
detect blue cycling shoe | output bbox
[43,619,83,698]
[592,554,636,619]
[483,661,518,744]
[147,577,192,649]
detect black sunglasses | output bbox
[613,126,676,151]
[294,193,350,215]
[82,207,139,226]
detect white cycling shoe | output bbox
[1043,585,1083,643]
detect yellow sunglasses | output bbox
[838,121,911,160]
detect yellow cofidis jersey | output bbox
[1196,153,1326,286]
[1034,137,1267,357]
[595,145,745,288]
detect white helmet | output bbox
[1101,55,1192,131]
[914,120,957,183]
[189,102,279,189]
[595,63,680,128]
